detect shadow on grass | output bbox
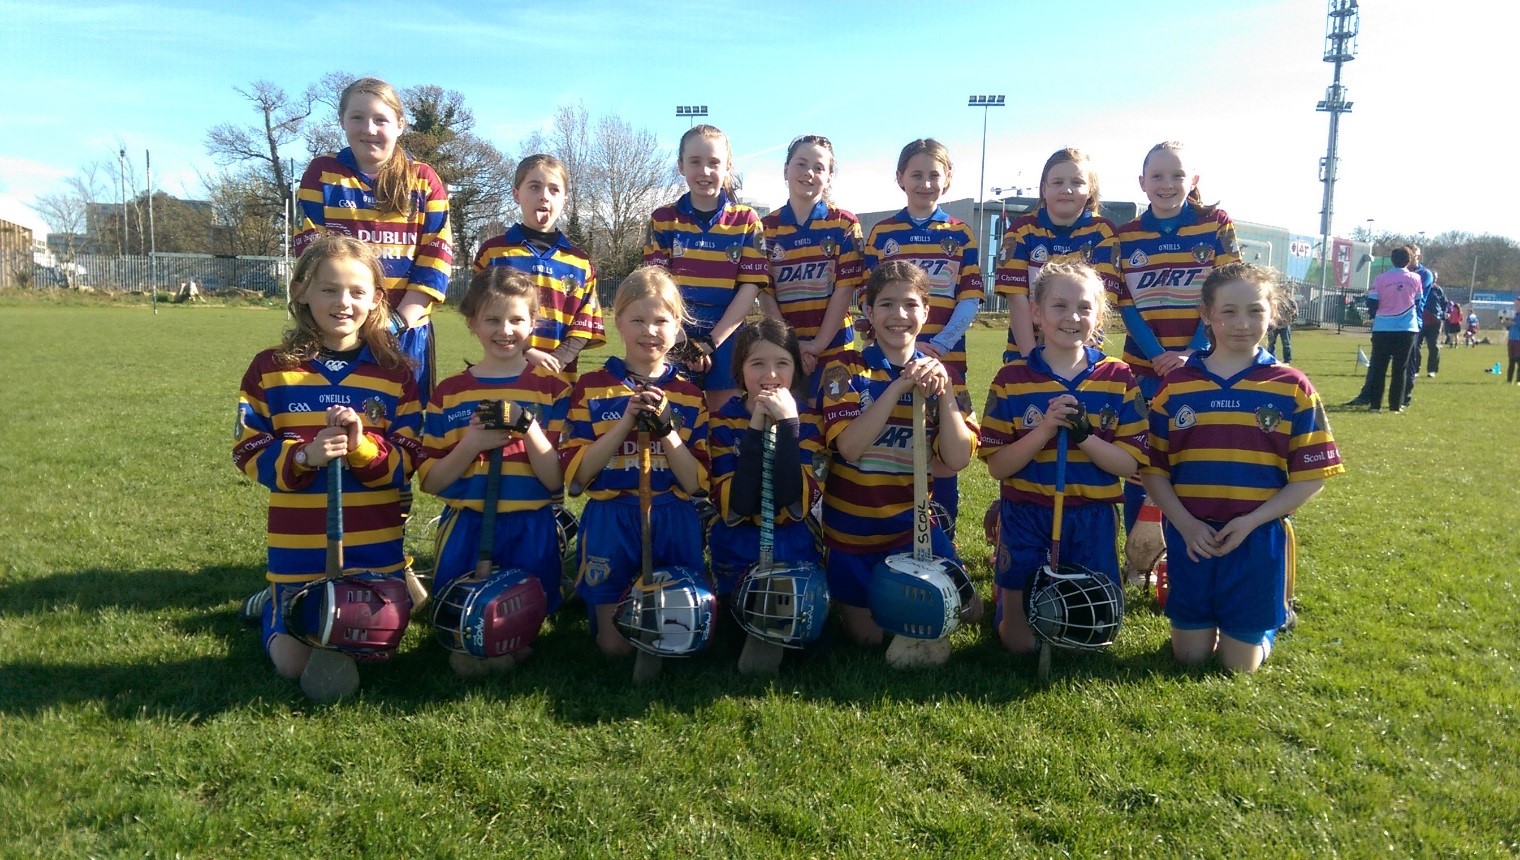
[0,574,1196,722]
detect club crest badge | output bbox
[362,397,387,423]
[1097,405,1118,430]
[1079,245,1094,262]
[672,237,685,257]
[821,238,838,258]
[1175,405,1197,429]
[1193,244,1215,265]
[727,244,742,263]
[754,233,767,255]
[1254,404,1282,433]
[941,238,960,257]
[859,388,874,411]
[883,238,900,256]
[562,274,579,293]
[1022,405,1043,428]
[823,364,851,399]
[770,243,786,262]
[1129,250,1149,268]
[1031,245,1049,264]
[583,556,611,587]
[956,389,974,418]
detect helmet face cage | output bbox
[614,566,715,657]
[1024,563,1125,650]
[733,562,829,648]
[431,568,547,658]
[283,571,412,660]
[553,506,579,563]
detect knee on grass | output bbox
[839,604,884,647]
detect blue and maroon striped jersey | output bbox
[643,191,768,333]
[995,209,1121,356]
[472,225,606,369]
[762,200,863,358]
[1143,349,1343,522]
[709,394,823,527]
[861,207,982,377]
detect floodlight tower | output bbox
[1316,0,1358,320]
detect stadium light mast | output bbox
[146,148,157,315]
[1316,0,1358,329]
[967,95,1005,259]
[675,105,708,128]
[117,147,128,256]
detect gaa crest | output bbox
[1129,249,1149,267]
[1254,404,1282,433]
[1031,245,1049,264]
[821,238,838,258]
[672,237,685,257]
[1175,405,1196,429]
[362,397,387,423]
[1193,244,1215,265]
[1097,405,1118,430]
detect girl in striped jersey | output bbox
[1141,264,1342,673]
[295,77,454,406]
[995,148,1121,363]
[561,266,710,657]
[760,135,864,400]
[979,261,1145,654]
[233,235,423,684]
[708,319,824,599]
[471,154,605,383]
[420,268,570,674]
[644,124,769,412]
[862,139,983,533]
[1115,141,1240,531]
[820,261,979,647]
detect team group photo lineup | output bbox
[234,74,1347,701]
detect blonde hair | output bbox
[338,77,415,216]
[1031,259,1109,320]
[895,138,952,177]
[279,235,408,370]
[614,265,691,325]
[1038,147,1100,217]
[1201,262,1291,328]
[678,124,737,193]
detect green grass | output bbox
[2,292,1518,857]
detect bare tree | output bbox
[204,80,311,208]
[522,103,594,253]
[303,70,356,157]
[590,115,681,280]
[30,165,107,276]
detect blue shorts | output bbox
[576,496,706,606]
[826,527,960,608]
[398,319,435,406]
[994,499,1119,592]
[261,579,310,657]
[434,504,562,613]
[709,519,821,597]
[1164,518,1287,644]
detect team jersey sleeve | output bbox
[931,377,979,465]
[955,224,983,305]
[819,359,864,449]
[1108,370,1149,465]
[233,356,317,494]
[1287,379,1344,482]
[1213,209,1241,266]
[976,373,1017,459]
[403,165,454,303]
[1141,385,1174,478]
[417,383,463,493]
[861,224,884,273]
[292,159,329,258]
[836,216,866,303]
[739,215,769,288]
[1094,232,1124,306]
[559,381,602,495]
[994,226,1029,298]
[568,264,606,347]
[643,212,671,268]
[346,373,423,489]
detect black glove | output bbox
[1065,404,1092,445]
[635,387,676,437]
[669,334,715,366]
[476,400,534,433]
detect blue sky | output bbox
[2,0,1514,245]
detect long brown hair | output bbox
[278,235,409,370]
[339,77,416,216]
[679,124,738,193]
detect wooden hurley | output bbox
[302,459,360,703]
[631,424,663,682]
[1036,428,1070,682]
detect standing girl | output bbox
[708,318,824,599]
[862,139,983,531]
[644,124,769,412]
[979,261,1146,654]
[561,266,710,656]
[760,135,865,398]
[233,235,423,689]
[1141,263,1342,672]
[995,147,1121,363]
[419,268,570,674]
[819,261,979,647]
[472,154,605,382]
[1114,141,1240,529]
[295,76,454,407]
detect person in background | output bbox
[1413,269,1446,379]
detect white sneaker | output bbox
[1427,371,1437,378]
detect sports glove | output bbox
[669,333,715,366]
[1065,404,1093,445]
[635,388,676,437]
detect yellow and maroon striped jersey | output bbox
[818,345,978,554]
[644,192,768,333]
[1143,349,1343,523]
[419,366,571,514]
[761,200,863,356]
[472,225,605,370]
[708,394,823,528]
[978,347,1146,506]
[1114,203,1240,377]
[234,348,423,583]
[294,148,454,308]
[995,209,1121,356]
[561,356,710,502]
[861,208,982,378]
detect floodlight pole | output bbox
[117,148,128,256]
[1316,0,1358,333]
[146,148,157,315]
[967,95,1005,262]
[675,105,708,129]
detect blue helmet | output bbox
[432,568,548,659]
[868,553,973,640]
[732,561,830,648]
[614,566,716,657]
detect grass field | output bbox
[2,290,1518,857]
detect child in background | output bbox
[760,135,865,399]
[644,124,769,412]
[979,261,1145,654]
[472,154,605,382]
[862,139,982,532]
[1141,262,1342,672]
[233,235,422,689]
[1114,141,1240,531]
[419,268,569,675]
[1465,311,1480,347]
[819,261,979,647]
[561,266,710,657]
[995,147,1121,363]
[708,318,824,599]
[1444,301,1463,347]
[1507,313,1520,382]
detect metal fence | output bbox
[2,251,288,295]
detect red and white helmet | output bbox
[432,569,548,659]
[283,572,413,661]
